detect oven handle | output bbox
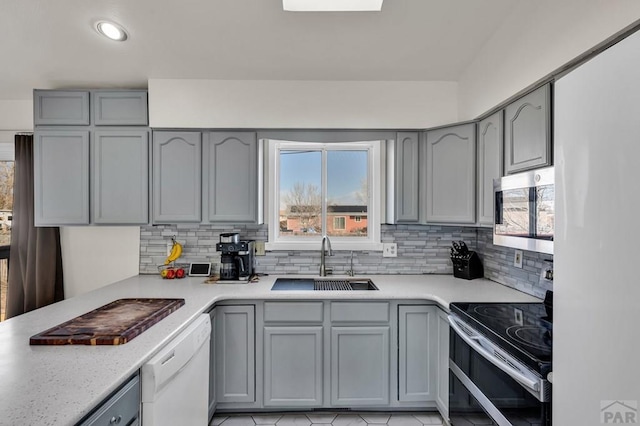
[449,315,540,393]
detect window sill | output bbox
[265,241,383,252]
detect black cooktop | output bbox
[450,301,552,375]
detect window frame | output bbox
[265,139,384,251]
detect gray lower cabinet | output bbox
[478,111,503,226]
[77,374,140,426]
[215,305,255,404]
[425,123,476,223]
[435,308,449,421]
[34,130,90,225]
[331,326,390,406]
[92,130,149,224]
[34,90,90,125]
[204,132,258,223]
[393,132,420,223]
[398,305,436,402]
[152,131,202,223]
[504,84,552,174]
[264,326,323,407]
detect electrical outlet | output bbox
[255,241,266,256]
[383,243,398,258]
[514,250,524,268]
[166,241,173,256]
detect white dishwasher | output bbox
[141,314,211,426]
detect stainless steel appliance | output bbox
[494,167,554,254]
[448,294,552,425]
[216,239,255,281]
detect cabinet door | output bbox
[208,308,216,420]
[426,123,476,223]
[331,327,389,406]
[398,305,436,402]
[435,308,450,421]
[79,374,140,426]
[204,132,257,223]
[93,91,148,126]
[34,90,90,125]
[152,131,202,223]
[34,130,90,225]
[504,84,551,174]
[478,112,503,226]
[394,132,420,223]
[264,326,323,407]
[216,305,255,404]
[92,130,149,224]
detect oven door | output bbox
[449,315,551,426]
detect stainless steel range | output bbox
[448,292,553,425]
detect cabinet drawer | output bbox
[330,302,389,323]
[34,90,90,125]
[264,302,324,323]
[79,374,139,426]
[93,91,148,126]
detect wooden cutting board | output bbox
[30,298,185,346]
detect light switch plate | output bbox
[255,241,266,256]
[514,250,524,268]
[383,243,397,258]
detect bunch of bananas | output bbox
[165,238,183,265]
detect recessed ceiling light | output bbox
[95,21,128,41]
[283,0,383,12]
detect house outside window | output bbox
[266,139,384,251]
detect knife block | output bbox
[451,251,484,280]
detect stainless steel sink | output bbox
[271,278,378,291]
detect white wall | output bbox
[149,79,458,129]
[60,227,141,298]
[457,0,640,120]
[0,100,33,131]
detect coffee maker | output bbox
[216,239,255,282]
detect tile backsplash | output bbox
[139,224,553,298]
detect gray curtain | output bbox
[6,134,63,318]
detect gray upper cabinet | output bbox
[216,305,256,405]
[92,130,149,224]
[34,130,90,225]
[393,132,420,223]
[152,131,202,223]
[504,84,551,174]
[478,112,503,226]
[34,90,90,125]
[204,132,258,223]
[425,123,476,223]
[398,305,436,402]
[93,91,148,126]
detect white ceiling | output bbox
[1,0,522,100]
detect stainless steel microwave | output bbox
[494,167,554,254]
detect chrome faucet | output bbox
[320,235,333,276]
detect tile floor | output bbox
[210,412,445,426]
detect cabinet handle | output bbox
[109,415,122,424]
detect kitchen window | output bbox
[266,139,384,251]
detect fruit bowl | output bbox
[158,263,189,279]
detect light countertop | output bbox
[0,274,539,426]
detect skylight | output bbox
[283,0,384,12]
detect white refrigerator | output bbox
[555,28,640,425]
